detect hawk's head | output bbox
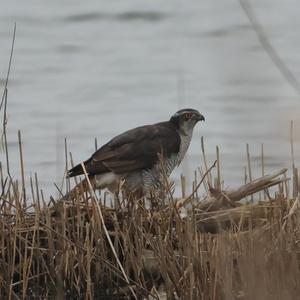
[170,108,205,134]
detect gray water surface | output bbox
[1,0,300,197]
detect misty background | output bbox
[1,0,300,197]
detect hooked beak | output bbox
[195,113,205,122]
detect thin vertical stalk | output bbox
[18,130,26,204]
[246,144,253,202]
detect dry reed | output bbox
[1,133,300,300]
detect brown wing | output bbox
[67,121,180,177]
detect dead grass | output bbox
[1,140,300,300]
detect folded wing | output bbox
[67,122,180,177]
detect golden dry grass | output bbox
[1,149,300,300]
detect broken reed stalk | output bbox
[290,121,299,198]
[246,143,254,203]
[64,138,70,196]
[18,130,26,204]
[180,174,186,198]
[261,143,265,177]
[216,145,221,190]
[261,143,266,201]
[201,136,212,186]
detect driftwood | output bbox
[187,168,289,232]
[193,168,288,212]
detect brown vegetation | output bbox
[1,140,300,300]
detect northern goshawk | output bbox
[66,108,204,198]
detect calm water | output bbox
[1,0,300,197]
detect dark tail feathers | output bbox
[67,163,84,178]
